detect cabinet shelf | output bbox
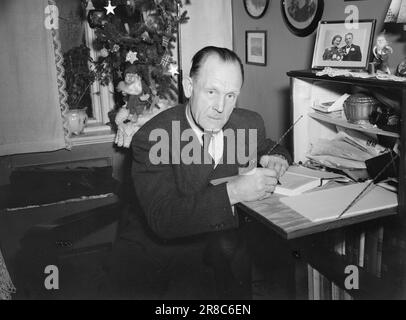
[287,70,406,89]
[308,112,400,138]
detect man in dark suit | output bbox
[130,46,291,298]
[341,33,362,62]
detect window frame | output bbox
[82,1,115,132]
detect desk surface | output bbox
[237,193,398,240]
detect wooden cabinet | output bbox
[288,70,405,217]
[284,70,406,300]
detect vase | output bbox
[343,94,380,125]
[66,109,88,135]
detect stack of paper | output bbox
[312,93,350,116]
[280,182,398,222]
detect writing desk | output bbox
[237,192,398,240]
[236,192,404,300]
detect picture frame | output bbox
[246,30,267,66]
[281,0,324,37]
[243,0,270,19]
[311,20,376,70]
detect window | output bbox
[57,0,114,134]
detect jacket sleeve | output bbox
[131,129,238,240]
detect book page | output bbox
[280,183,398,222]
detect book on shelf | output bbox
[307,265,314,300]
[320,273,332,300]
[364,226,384,278]
[312,268,321,300]
[359,231,366,268]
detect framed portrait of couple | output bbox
[312,20,376,70]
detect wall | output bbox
[180,0,233,76]
[232,0,402,152]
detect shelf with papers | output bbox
[308,112,400,138]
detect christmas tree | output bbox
[86,0,189,113]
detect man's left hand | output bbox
[259,155,289,179]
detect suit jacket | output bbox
[341,44,362,62]
[131,104,292,240]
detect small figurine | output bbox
[373,33,393,75]
[116,64,150,123]
[396,59,406,77]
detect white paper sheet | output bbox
[280,183,398,222]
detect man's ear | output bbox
[182,76,193,99]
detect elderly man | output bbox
[130,46,291,298]
[132,46,291,239]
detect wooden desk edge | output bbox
[237,203,398,240]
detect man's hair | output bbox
[345,33,354,39]
[189,46,244,83]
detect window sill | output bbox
[70,124,115,147]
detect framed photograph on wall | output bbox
[243,0,270,19]
[311,20,376,70]
[281,0,324,37]
[246,30,267,66]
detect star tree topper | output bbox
[105,1,116,15]
[168,63,179,77]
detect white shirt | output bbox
[185,104,224,168]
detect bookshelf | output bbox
[308,112,400,138]
[288,69,405,217]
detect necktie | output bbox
[202,132,214,164]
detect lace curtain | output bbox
[0,0,68,156]
[0,248,15,300]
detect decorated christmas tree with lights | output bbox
[87,0,189,119]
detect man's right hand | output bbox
[226,168,278,205]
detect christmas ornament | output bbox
[141,31,151,42]
[126,51,139,64]
[162,36,170,48]
[168,64,179,77]
[160,53,171,67]
[100,48,109,58]
[104,1,116,15]
[87,9,107,28]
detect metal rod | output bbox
[176,2,185,104]
[336,152,399,219]
[266,115,304,155]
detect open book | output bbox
[275,166,345,196]
[210,166,346,197]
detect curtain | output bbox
[0,246,15,300]
[180,0,233,76]
[0,0,67,156]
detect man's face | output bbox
[186,55,242,132]
[345,34,353,46]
